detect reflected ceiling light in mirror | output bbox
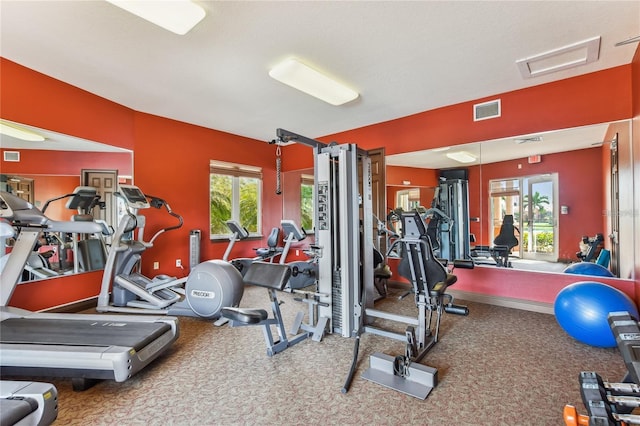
[105,0,206,35]
[445,151,476,164]
[514,136,543,144]
[269,58,359,106]
[0,120,45,142]
[432,147,450,152]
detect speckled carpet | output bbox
[7,284,628,425]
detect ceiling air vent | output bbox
[474,99,501,121]
[3,151,20,162]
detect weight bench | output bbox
[221,262,310,356]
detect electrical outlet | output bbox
[176,259,182,267]
[153,261,160,270]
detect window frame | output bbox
[209,160,262,240]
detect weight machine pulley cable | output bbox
[275,144,282,195]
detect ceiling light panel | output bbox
[445,151,476,164]
[516,36,601,78]
[0,120,45,142]
[269,58,359,106]
[106,0,206,35]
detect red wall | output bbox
[320,65,632,154]
[1,59,135,151]
[1,55,637,310]
[130,112,282,280]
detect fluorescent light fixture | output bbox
[0,120,45,142]
[269,58,359,106]
[432,147,450,152]
[516,36,601,78]
[446,151,476,164]
[106,0,206,35]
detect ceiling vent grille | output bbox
[474,99,501,121]
[3,151,20,162]
[516,36,601,79]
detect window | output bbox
[210,160,262,239]
[300,174,314,231]
[396,188,420,211]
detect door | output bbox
[367,148,386,254]
[81,169,118,244]
[5,176,34,203]
[522,174,558,261]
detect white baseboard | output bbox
[446,289,554,315]
[387,281,554,315]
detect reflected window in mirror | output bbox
[489,173,559,263]
[396,187,420,211]
[209,160,262,239]
[301,174,314,231]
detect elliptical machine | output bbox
[96,184,243,319]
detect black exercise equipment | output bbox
[472,214,519,268]
[225,221,283,276]
[491,214,519,267]
[564,312,640,425]
[577,233,604,262]
[359,211,471,398]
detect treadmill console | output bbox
[119,185,150,209]
[281,219,306,242]
[66,186,99,210]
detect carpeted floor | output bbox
[9,284,629,425]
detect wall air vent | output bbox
[3,151,20,162]
[474,99,501,121]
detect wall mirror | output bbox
[386,120,633,280]
[282,167,315,233]
[0,120,133,282]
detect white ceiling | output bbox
[1,1,638,158]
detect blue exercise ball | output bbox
[563,262,614,277]
[554,281,638,348]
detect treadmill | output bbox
[0,190,179,390]
[0,380,58,426]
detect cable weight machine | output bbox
[273,129,468,399]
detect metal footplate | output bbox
[361,352,437,399]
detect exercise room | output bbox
[1,1,639,425]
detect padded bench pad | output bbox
[221,307,268,324]
[244,262,291,290]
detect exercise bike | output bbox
[96,184,243,319]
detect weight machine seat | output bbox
[221,307,268,324]
[493,214,519,250]
[221,262,292,325]
[255,227,282,258]
[396,212,471,298]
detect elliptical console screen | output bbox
[119,185,150,209]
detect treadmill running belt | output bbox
[0,318,171,351]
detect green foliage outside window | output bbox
[301,183,314,231]
[210,174,232,235]
[239,177,259,233]
[210,173,260,236]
